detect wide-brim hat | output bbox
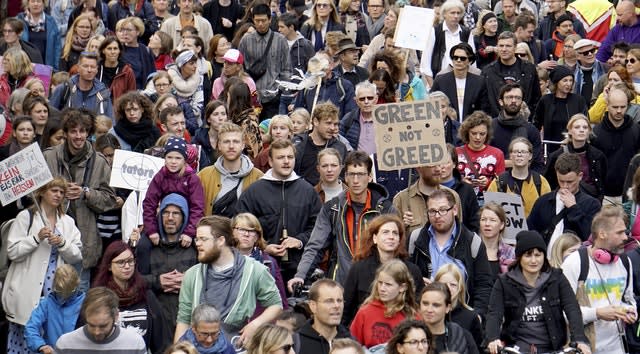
[335,38,360,55]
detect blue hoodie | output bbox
[24,291,85,352]
[158,193,189,243]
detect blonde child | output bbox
[94,115,113,140]
[254,115,293,172]
[290,108,310,136]
[142,136,205,247]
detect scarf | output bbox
[106,278,145,308]
[72,33,91,52]
[24,10,46,32]
[181,328,234,354]
[497,111,529,140]
[167,65,200,98]
[114,118,160,153]
[63,141,91,179]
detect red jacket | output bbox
[0,73,35,109]
[350,300,419,348]
[110,63,136,102]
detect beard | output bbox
[504,103,521,116]
[198,245,221,264]
[421,174,441,186]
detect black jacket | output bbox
[527,190,601,242]
[295,320,352,354]
[544,143,607,201]
[431,23,470,76]
[491,113,545,173]
[485,268,588,350]
[431,71,490,119]
[434,321,479,354]
[342,251,423,326]
[450,305,483,351]
[411,221,493,316]
[592,114,640,196]
[236,173,322,273]
[481,58,541,118]
[533,93,588,153]
[293,133,348,186]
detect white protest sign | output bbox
[0,143,53,206]
[373,99,447,171]
[393,6,435,51]
[109,150,164,192]
[484,191,528,244]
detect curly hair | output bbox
[114,92,154,123]
[457,110,493,145]
[370,49,405,83]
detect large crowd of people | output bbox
[1,0,640,353]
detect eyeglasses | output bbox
[427,205,454,217]
[403,339,429,347]
[315,3,330,8]
[155,82,171,88]
[162,210,182,218]
[368,3,384,7]
[503,95,523,101]
[515,53,528,58]
[626,58,638,65]
[345,171,369,179]
[112,258,136,268]
[578,48,596,56]
[278,344,295,352]
[118,27,135,33]
[510,150,530,156]
[234,227,258,236]
[125,106,141,112]
[452,55,468,62]
[357,96,376,102]
[2,29,15,34]
[195,330,221,340]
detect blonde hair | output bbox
[549,233,581,268]
[95,115,113,136]
[245,324,291,354]
[231,213,266,250]
[364,260,417,319]
[516,42,534,63]
[34,177,68,216]
[269,114,293,140]
[164,341,199,354]
[116,17,145,37]
[3,47,33,79]
[563,113,592,144]
[86,34,106,51]
[290,108,311,134]
[62,15,96,60]
[53,264,79,299]
[434,264,472,310]
[307,0,341,31]
[473,10,495,36]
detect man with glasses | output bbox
[409,188,492,317]
[296,279,351,354]
[288,151,396,287]
[573,39,605,106]
[198,122,263,217]
[175,215,283,346]
[490,83,544,172]
[596,0,640,66]
[536,0,585,41]
[138,193,198,335]
[528,152,601,248]
[340,82,378,155]
[55,287,146,353]
[431,43,489,122]
[237,139,322,282]
[481,31,540,118]
[178,304,235,353]
[364,0,386,40]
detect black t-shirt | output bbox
[299,138,324,185]
[101,66,118,89]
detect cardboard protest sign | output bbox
[0,143,53,206]
[373,99,447,171]
[109,150,164,192]
[484,191,528,244]
[393,6,435,51]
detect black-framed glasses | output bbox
[578,48,596,56]
[234,227,258,236]
[195,329,221,340]
[357,96,375,102]
[403,339,429,347]
[278,344,295,352]
[427,205,454,217]
[452,55,468,62]
[112,258,136,268]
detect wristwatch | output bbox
[82,186,90,199]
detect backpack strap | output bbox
[578,247,589,282]
[471,232,482,259]
[497,172,509,193]
[620,253,631,301]
[531,172,542,196]
[337,78,346,102]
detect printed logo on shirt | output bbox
[585,276,626,301]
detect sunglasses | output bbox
[315,3,330,8]
[578,48,596,56]
[452,55,468,62]
[516,53,528,58]
[626,58,638,65]
[358,96,376,102]
[279,344,294,352]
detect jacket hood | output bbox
[368,182,390,204]
[158,193,189,242]
[214,154,255,178]
[602,113,633,131]
[262,169,301,182]
[297,319,352,341]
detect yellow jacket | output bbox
[198,165,263,215]
[589,92,640,124]
[487,172,551,217]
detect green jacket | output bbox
[177,255,282,328]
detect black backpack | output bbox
[496,171,542,196]
[0,210,34,281]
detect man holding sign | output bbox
[43,109,118,290]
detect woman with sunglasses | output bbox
[514,43,534,63]
[626,48,640,93]
[93,240,171,354]
[246,323,295,354]
[588,65,639,123]
[300,0,345,52]
[533,65,588,154]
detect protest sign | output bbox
[484,191,528,244]
[393,6,435,51]
[0,143,53,206]
[373,99,447,171]
[109,150,164,192]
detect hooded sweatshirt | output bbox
[213,155,255,204]
[158,193,189,242]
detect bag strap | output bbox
[263,31,275,59]
[578,246,589,282]
[461,148,481,177]
[532,172,542,196]
[542,207,568,244]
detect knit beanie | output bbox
[481,12,497,26]
[549,65,573,84]
[515,230,547,258]
[164,136,188,159]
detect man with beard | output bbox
[296,280,351,354]
[562,206,636,354]
[409,189,493,317]
[55,287,146,353]
[198,122,263,217]
[490,83,544,172]
[175,215,282,346]
[138,193,198,335]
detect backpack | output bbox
[496,171,542,196]
[0,209,35,282]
